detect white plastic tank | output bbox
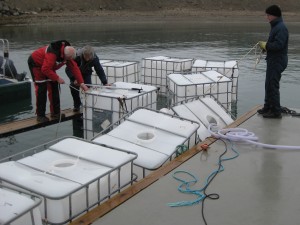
[141,56,194,94]
[172,96,234,141]
[102,60,139,84]
[0,186,42,225]
[192,59,239,101]
[92,108,199,179]
[93,134,169,179]
[167,71,232,111]
[92,59,139,84]
[0,161,81,224]
[0,137,137,225]
[83,81,158,139]
[91,59,112,84]
[18,150,113,207]
[49,137,136,188]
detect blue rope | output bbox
[175,145,188,157]
[168,140,239,207]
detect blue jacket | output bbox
[266,17,289,61]
[66,49,107,85]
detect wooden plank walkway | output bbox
[0,108,82,138]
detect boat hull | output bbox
[0,78,31,104]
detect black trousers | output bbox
[69,82,81,108]
[264,57,287,113]
[35,81,60,116]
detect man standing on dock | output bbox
[258,5,289,119]
[28,40,89,123]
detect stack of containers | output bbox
[167,70,232,111]
[92,60,139,84]
[92,108,199,179]
[83,81,158,139]
[191,59,239,102]
[141,56,194,94]
[0,137,137,225]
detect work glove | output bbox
[258,41,267,51]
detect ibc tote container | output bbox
[92,108,200,179]
[170,95,234,142]
[83,81,158,139]
[141,56,194,94]
[92,60,139,84]
[191,59,239,101]
[167,70,232,111]
[0,184,42,225]
[0,137,137,225]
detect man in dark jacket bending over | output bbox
[66,45,109,112]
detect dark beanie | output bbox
[265,5,282,17]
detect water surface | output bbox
[1,20,299,158]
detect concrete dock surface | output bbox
[73,107,300,225]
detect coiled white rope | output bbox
[208,123,300,150]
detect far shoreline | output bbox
[1,9,300,26]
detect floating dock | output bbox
[0,108,82,138]
[69,105,300,225]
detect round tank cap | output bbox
[206,115,217,125]
[51,159,77,170]
[137,130,156,143]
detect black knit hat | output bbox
[265,5,282,17]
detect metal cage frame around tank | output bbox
[140,56,194,95]
[170,94,236,121]
[0,183,42,225]
[92,59,140,84]
[191,59,239,102]
[166,70,233,113]
[82,84,158,139]
[91,107,200,179]
[168,94,236,142]
[0,136,138,225]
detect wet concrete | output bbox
[93,111,300,225]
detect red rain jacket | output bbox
[31,40,84,84]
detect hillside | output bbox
[1,0,300,25]
[7,0,300,12]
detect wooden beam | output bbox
[0,108,82,138]
[69,105,260,225]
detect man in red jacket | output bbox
[28,40,88,123]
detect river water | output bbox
[0,20,300,158]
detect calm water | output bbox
[1,20,300,158]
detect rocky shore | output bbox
[1,0,300,26]
[0,0,22,16]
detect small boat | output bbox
[0,39,31,104]
[0,76,32,104]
